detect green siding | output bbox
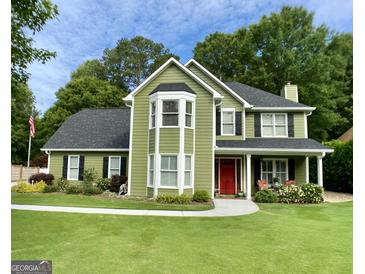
[245,113,255,138]
[158,188,179,195]
[183,188,193,196]
[184,128,194,154]
[49,151,129,180]
[216,135,243,140]
[147,187,154,198]
[159,128,180,153]
[294,113,306,138]
[286,86,298,102]
[149,129,155,153]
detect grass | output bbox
[11,192,214,211]
[11,202,352,274]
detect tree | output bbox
[193,6,352,141]
[102,36,179,90]
[71,59,107,81]
[11,0,59,82]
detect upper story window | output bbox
[185,101,193,128]
[162,100,179,126]
[221,109,235,135]
[68,155,80,180]
[261,113,287,137]
[150,102,156,128]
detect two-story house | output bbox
[42,58,333,199]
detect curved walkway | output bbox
[11,199,259,217]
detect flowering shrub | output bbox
[277,183,323,204]
[12,181,46,193]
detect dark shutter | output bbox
[62,156,68,178]
[216,110,221,135]
[253,159,261,186]
[78,156,85,181]
[235,112,242,136]
[288,159,295,180]
[288,113,294,137]
[103,157,109,178]
[120,157,127,176]
[254,113,261,137]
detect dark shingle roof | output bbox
[149,83,196,95]
[43,108,130,149]
[224,81,311,108]
[216,138,331,151]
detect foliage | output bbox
[83,185,103,196]
[300,183,324,203]
[11,0,59,82]
[83,168,98,185]
[156,194,192,204]
[29,153,48,167]
[55,177,69,191]
[96,178,111,191]
[71,59,107,81]
[192,190,210,202]
[65,183,84,194]
[43,184,60,193]
[254,190,277,203]
[109,175,128,193]
[12,181,46,193]
[193,6,352,141]
[277,183,323,204]
[28,173,54,185]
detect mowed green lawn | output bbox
[12,202,352,274]
[11,192,214,211]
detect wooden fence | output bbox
[11,165,48,182]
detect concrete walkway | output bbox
[11,199,259,217]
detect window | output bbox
[150,102,156,128]
[148,155,154,186]
[68,155,79,180]
[162,100,179,126]
[221,109,235,135]
[109,156,121,177]
[261,113,287,137]
[184,155,192,187]
[160,155,178,187]
[185,101,193,127]
[261,159,288,186]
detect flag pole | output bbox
[27,132,32,167]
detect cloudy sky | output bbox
[28,0,353,114]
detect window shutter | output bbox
[235,112,242,136]
[254,113,261,137]
[103,157,109,178]
[288,159,295,180]
[216,110,221,135]
[62,156,68,178]
[253,159,261,186]
[120,157,127,176]
[78,156,85,181]
[288,113,294,137]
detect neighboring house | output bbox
[338,127,353,142]
[42,58,333,199]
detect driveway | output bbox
[324,191,353,203]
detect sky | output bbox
[27,0,353,114]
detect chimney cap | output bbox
[286,81,291,85]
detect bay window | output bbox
[160,155,178,187]
[162,100,179,126]
[184,155,192,187]
[148,154,154,186]
[150,102,156,128]
[185,101,193,127]
[261,113,287,137]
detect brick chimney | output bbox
[281,82,298,103]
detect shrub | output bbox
[96,178,111,191]
[83,168,98,184]
[254,190,277,203]
[192,190,210,202]
[12,181,46,193]
[43,184,60,193]
[28,173,54,185]
[65,183,83,194]
[300,183,324,203]
[109,175,128,193]
[277,183,324,204]
[156,194,192,204]
[83,185,103,195]
[55,178,69,191]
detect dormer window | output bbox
[162,100,179,126]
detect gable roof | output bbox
[337,127,353,142]
[123,57,222,102]
[185,59,251,107]
[224,82,315,111]
[42,108,130,151]
[149,83,196,95]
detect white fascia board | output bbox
[40,148,129,152]
[123,57,223,102]
[250,107,316,112]
[185,59,253,108]
[215,147,334,156]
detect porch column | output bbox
[317,155,324,187]
[246,154,251,200]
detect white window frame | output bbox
[108,156,121,178]
[260,158,289,185]
[184,154,193,188]
[147,154,155,187]
[149,101,156,129]
[161,99,179,128]
[67,155,80,181]
[221,108,236,136]
[261,113,288,137]
[185,101,194,129]
[160,154,178,188]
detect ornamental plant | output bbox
[277,183,323,204]
[254,190,277,203]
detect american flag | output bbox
[28,112,35,138]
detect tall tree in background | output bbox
[194,6,352,141]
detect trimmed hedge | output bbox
[277,183,323,204]
[156,194,192,204]
[192,190,210,202]
[28,173,54,185]
[254,190,277,203]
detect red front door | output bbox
[220,159,236,194]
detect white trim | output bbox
[124,57,223,102]
[67,155,80,181]
[178,99,185,195]
[260,158,289,184]
[108,156,121,178]
[41,148,129,152]
[260,113,288,138]
[154,99,162,197]
[304,112,308,138]
[185,59,252,107]
[47,152,51,174]
[246,154,251,200]
[220,108,236,136]
[305,157,309,183]
[242,107,246,140]
[317,155,324,187]
[250,107,316,111]
[212,101,216,198]
[127,101,134,196]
